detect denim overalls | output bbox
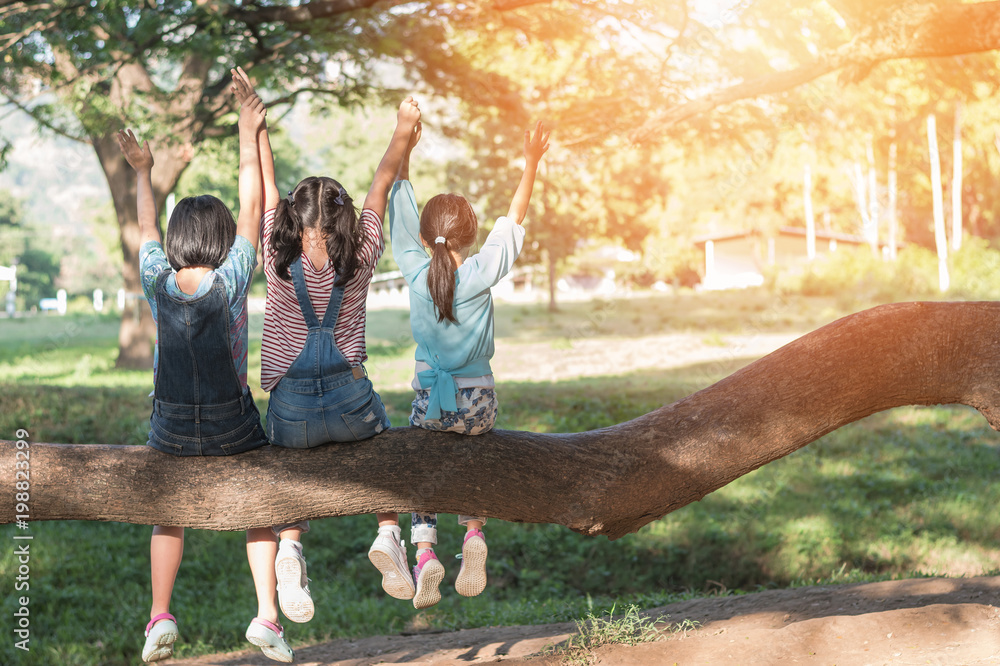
[148,271,269,456]
[266,258,390,447]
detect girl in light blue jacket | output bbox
[367,120,549,611]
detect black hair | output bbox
[271,176,361,286]
[419,193,478,324]
[164,195,237,271]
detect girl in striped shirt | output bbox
[253,95,422,623]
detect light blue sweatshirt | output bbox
[389,180,525,419]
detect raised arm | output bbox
[363,97,421,219]
[507,121,550,225]
[231,68,267,252]
[116,129,160,246]
[231,66,280,213]
[396,121,421,183]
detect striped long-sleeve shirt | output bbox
[259,207,384,392]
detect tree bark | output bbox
[5,301,1000,540]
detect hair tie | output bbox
[287,191,295,206]
[333,186,346,206]
[434,236,446,245]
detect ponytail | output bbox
[420,194,479,324]
[428,237,458,323]
[271,196,303,281]
[320,183,361,288]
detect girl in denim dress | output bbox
[123,69,294,664]
[251,94,422,623]
[381,120,549,609]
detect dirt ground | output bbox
[171,575,1000,666]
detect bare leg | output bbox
[376,513,398,527]
[246,528,279,623]
[278,526,303,542]
[150,526,184,621]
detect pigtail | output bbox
[321,185,362,287]
[427,237,458,323]
[271,196,303,281]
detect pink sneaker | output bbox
[455,529,488,597]
[412,549,445,609]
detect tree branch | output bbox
[226,0,401,25]
[5,301,1000,540]
[0,93,88,142]
[494,0,554,10]
[632,1,1000,142]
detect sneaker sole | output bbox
[142,634,177,664]
[368,547,416,599]
[276,555,314,623]
[413,558,446,610]
[245,633,294,663]
[455,535,488,597]
[142,630,177,663]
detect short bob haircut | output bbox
[164,195,237,271]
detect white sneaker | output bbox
[245,617,294,663]
[275,542,314,623]
[455,529,488,597]
[368,531,415,599]
[142,613,178,663]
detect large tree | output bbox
[0,0,415,366]
[630,0,1000,141]
[3,0,1000,367]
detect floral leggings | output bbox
[409,387,497,543]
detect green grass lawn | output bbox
[2,289,999,665]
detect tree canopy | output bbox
[3,0,1000,349]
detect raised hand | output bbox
[397,96,421,131]
[230,66,256,105]
[238,93,266,135]
[116,129,154,172]
[232,66,266,134]
[524,120,550,165]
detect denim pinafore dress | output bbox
[266,257,391,448]
[148,270,269,456]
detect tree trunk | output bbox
[803,156,815,261]
[5,301,1000,540]
[887,141,898,261]
[867,138,879,254]
[952,102,963,251]
[927,115,949,292]
[547,250,558,313]
[91,134,191,368]
[850,160,872,248]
